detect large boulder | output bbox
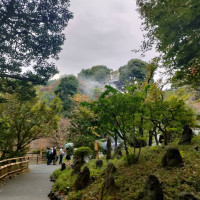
[144,175,164,200]
[179,125,193,145]
[162,148,183,167]
[178,192,200,200]
[75,166,90,191]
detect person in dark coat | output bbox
[65,147,73,165]
[52,146,57,165]
[46,147,52,165]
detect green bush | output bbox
[74,147,93,161]
[50,169,62,180]
[124,154,138,165]
[53,168,77,194]
[73,135,96,150]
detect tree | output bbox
[90,85,145,156]
[0,95,61,159]
[52,118,70,146]
[55,75,79,116]
[119,59,148,83]
[136,0,200,86]
[144,83,196,145]
[0,0,73,98]
[68,106,98,150]
[78,65,110,83]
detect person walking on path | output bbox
[46,147,52,165]
[65,147,73,165]
[52,146,57,165]
[59,147,64,164]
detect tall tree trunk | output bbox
[148,130,153,146]
[137,146,142,160]
[114,130,119,157]
[164,131,168,145]
[114,130,118,147]
[123,135,129,156]
[106,137,112,160]
[139,116,144,136]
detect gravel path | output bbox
[0,164,60,200]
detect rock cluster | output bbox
[179,125,193,145]
[96,159,103,168]
[75,166,90,191]
[144,175,164,200]
[100,162,117,200]
[162,148,183,167]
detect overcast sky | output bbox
[54,0,157,77]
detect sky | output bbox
[54,0,157,77]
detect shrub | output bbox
[50,169,62,181]
[74,147,93,162]
[73,135,96,150]
[53,168,77,194]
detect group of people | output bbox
[46,146,73,165]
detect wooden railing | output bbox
[0,157,29,180]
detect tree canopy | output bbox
[78,65,110,83]
[119,59,148,83]
[55,75,79,116]
[0,94,61,159]
[136,0,200,86]
[0,0,73,85]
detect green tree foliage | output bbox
[78,65,110,83]
[90,85,145,156]
[144,83,196,145]
[68,106,98,150]
[0,95,61,159]
[119,59,148,83]
[87,67,196,157]
[73,147,93,160]
[0,0,73,100]
[136,0,200,86]
[55,75,79,116]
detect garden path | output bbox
[0,164,60,200]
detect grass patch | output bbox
[52,167,77,194]
[51,136,200,199]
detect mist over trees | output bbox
[78,65,110,83]
[77,65,111,99]
[1,1,199,198]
